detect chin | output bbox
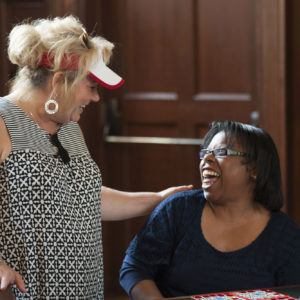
[202,189,210,200]
[71,116,80,122]
[203,188,218,202]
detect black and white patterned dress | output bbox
[0,97,103,299]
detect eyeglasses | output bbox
[199,148,248,160]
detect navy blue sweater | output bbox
[120,190,300,297]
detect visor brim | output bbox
[88,52,124,89]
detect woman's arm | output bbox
[78,125,192,221]
[130,280,164,300]
[101,185,192,221]
[0,117,12,163]
[119,193,185,298]
[0,118,25,293]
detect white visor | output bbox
[88,50,124,89]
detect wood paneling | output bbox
[196,0,252,93]
[286,0,300,224]
[125,0,192,92]
[0,1,295,299]
[254,0,287,201]
[0,0,49,95]
[100,1,286,297]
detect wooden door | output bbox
[100,0,285,297]
[0,0,51,94]
[0,0,286,298]
[286,0,300,226]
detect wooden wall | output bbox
[0,0,299,298]
[286,1,300,224]
[100,1,287,297]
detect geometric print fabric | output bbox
[0,98,103,299]
[0,150,103,299]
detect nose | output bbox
[201,151,215,163]
[92,91,100,103]
[200,151,215,174]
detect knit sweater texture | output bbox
[120,189,300,297]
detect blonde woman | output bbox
[0,16,192,299]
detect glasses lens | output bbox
[199,149,208,159]
[213,148,228,158]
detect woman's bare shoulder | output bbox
[0,116,12,163]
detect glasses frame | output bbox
[199,148,248,160]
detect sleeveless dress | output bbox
[0,97,103,299]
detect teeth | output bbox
[80,105,86,108]
[203,170,220,178]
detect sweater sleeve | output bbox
[119,191,191,296]
[280,253,300,285]
[276,215,300,285]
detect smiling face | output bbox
[200,131,255,205]
[55,76,100,124]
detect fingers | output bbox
[0,266,26,294]
[159,184,194,199]
[0,273,11,291]
[168,184,194,194]
[178,184,193,190]
[15,272,27,293]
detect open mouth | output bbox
[202,169,220,189]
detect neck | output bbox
[6,91,61,135]
[206,199,269,224]
[30,109,62,135]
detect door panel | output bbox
[103,0,256,192]
[196,0,252,92]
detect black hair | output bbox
[203,120,283,211]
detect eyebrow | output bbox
[87,76,98,85]
[207,145,227,150]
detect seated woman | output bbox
[119,120,300,299]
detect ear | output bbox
[247,163,257,181]
[247,162,258,181]
[51,72,65,90]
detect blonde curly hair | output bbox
[8,15,114,97]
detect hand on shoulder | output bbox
[157,185,193,200]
